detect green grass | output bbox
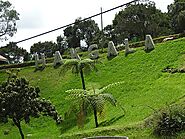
[1,38,185,138]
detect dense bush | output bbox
[151,105,185,136]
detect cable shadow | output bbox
[107,55,118,61]
[59,112,90,134]
[33,66,45,72]
[99,114,125,127]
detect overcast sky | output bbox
[2,0,174,52]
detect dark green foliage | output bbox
[0,42,29,64]
[103,25,114,41]
[56,35,68,55]
[0,69,62,139]
[98,36,109,51]
[113,0,171,44]
[30,41,57,58]
[152,105,185,136]
[63,17,100,49]
[0,0,19,40]
[168,0,185,33]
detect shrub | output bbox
[151,105,185,136]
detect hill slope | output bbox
[1,38,185,138]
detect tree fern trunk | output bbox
[93,108,98,128]
[80,69,86,90]
[80,68,87,116]
[13,118,24,139]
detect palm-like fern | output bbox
[60,58,96,90]
[66,81,124,127]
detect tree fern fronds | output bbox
[100,81,125,93]
[100,93,117,107]
[65,89,85,94]
[79,59,96,74]
[64,59,79,65]
[59,58,97,90]
[71,65,79,74]
[59,59,79,75]
[89,95,105,112]
[65,89,86,99]
[65,81,123,127]
[80,59,94,64]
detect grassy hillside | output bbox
[1,38,185,138]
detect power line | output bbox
[15,0,139,44]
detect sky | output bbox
[2,0,174,52]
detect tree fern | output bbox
[60,58,96,90]
[60,59,79,75]
[65,81,124,127]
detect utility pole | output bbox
[100,7,104,52]
[100,7,103,31]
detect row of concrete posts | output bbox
[34,35,155,69]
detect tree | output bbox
[78,18,100,46]
[103,24,118,46]
[56,35,68,55]
[168,0,185,33]
[103,25,114,41]
[0,0,19,40]
[0,42,30,63]
[66,82,124,128]
[30,41,57,58]
[0,69,62,139]
[113,0,171,43]
[60,58,96,125]
[60,58,96,90]
[63,18,100,49]
[64,24,81,49]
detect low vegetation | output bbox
[152,104,185,137]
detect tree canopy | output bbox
[168,0,185,33]
[30,41,57,58]
[63,18,100,49]
[112,1,171,44]
[56,35,68,55]
[0,42,29,63]
[0,0,19,40]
